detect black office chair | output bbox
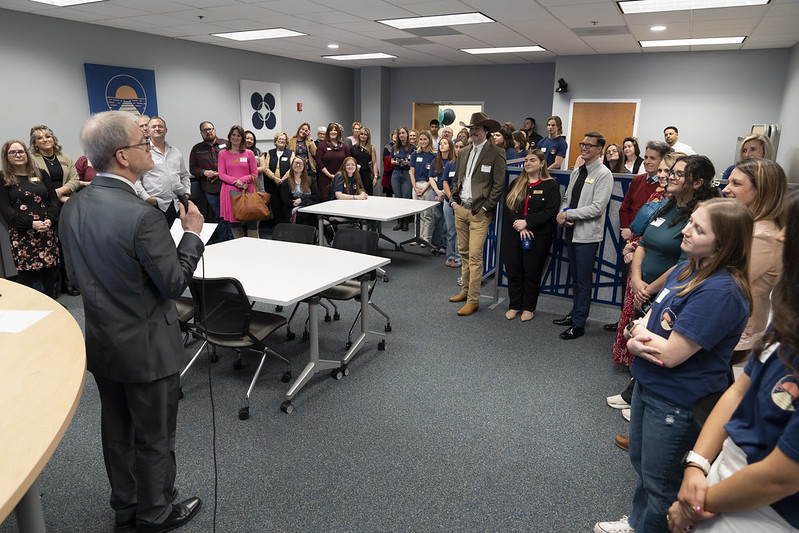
[319,228,391,349]
[186,277,291,420]
[271,223,339,338]
[176,295,201,347]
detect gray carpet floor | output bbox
[2,225,638,532]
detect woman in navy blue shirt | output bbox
[666,189,799,533]
[410,130,437,245]
[596,198,753,533]
[390,126,413,231]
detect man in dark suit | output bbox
[448,112,506,316]
[59,111,205,533]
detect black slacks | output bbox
[502,227,553,312]
[93,372,179,527]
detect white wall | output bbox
[388,63,557,136]
[0,8,354,159]
[551,49,790,174]
[777,44,799,182]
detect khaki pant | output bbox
[454,205,491,304]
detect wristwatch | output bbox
[681,450,711,475]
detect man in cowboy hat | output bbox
[448,112,506,316]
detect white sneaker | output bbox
[594,516,634,533]
[606,394,631,410]
[621,408,631,421]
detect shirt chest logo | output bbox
[772,376,799,412]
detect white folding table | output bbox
[194,238,389,413]
[299,196,438,249]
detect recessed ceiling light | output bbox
[650,25,667,31]
[327,44,339,49]
[461,45,546,55]
[213,28,306,41]
[323,53,397,61]
[619,0,769,15]
[640,36,746,47]
[30,0,104,5]
[378,12,494,30]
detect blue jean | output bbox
[391,168,412,199]
[204,191,220,222]
[628,383,699,533]
[442,200,460,261]
[565,240,598,328]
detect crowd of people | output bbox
[2,110,796,533]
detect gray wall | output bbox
[0,8,354,159]
[777,44,799,182]
[388,63,557,137]
[551,49,791,175]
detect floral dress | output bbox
[0,175,60,271]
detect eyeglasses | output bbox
[201,127,215,133]
[579,143,600,149]
[7,150,26,156]
[118,141,151,151]
[668,170,686,180]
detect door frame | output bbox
[565,99,641,168]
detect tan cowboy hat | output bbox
[459,112,501,132]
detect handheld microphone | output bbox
[173,182,189,213]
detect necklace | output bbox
[42,153,57,164]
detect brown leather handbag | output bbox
[230,190,271,221]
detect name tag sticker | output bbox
[281,157,288,161]
[650,217,666,227]
[533,190,543,195]
[448,171,455,177]
[239,156,247,162]
[417,157,423,162]
[585,177,594,184]
[481,164,491,172]
[654,287,670,304]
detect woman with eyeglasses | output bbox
[217,125,257,241]
[666,189,799,533]
[603,143,624,173]
[596,197,753,533]
[315,122,350,202]
[262,131,295,224]
[1,140,61,298]
[280,157,319,226]
[622,137,644,175]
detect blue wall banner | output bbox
[84,63,158,117]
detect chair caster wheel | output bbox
[238,407,249,420]
[302,330,310,340]
[280,401,293,414]
[342,365,350,377]
[345,341,352,349]
[324,314,331,323]
[385,324,392,332]
[281,371,291,383]
[233,360,242,370]
[383,276,389,282]
[378,340,386,351]
[286,331,296,341]
[275,305,283,312]
[333,312,340,321]
[179,387,184,400]
[331,367,344,380]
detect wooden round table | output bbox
[0,279,85,531]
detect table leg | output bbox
[283,295,342,405]
[377,220,402,251]
[399,212,432,248]
[341,278,385,365]
[15,479,45,533]
[317,217,325,247]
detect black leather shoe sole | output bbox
[559,326,585,340]
[603,322,619,332]
[552,316,573,326]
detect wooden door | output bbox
[568,102,638,169]
[412,103,439,132]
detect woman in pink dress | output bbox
[217,125,257,241]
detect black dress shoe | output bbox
[603,322,619,332]
[552,315,573,326]
[559,325,585,340]
[137,497,202,533]
[63,281,80,296]
[401,222,409,231]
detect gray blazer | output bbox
[560,158,613,243]
[59,175,204,383]
[450,141,506,219]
